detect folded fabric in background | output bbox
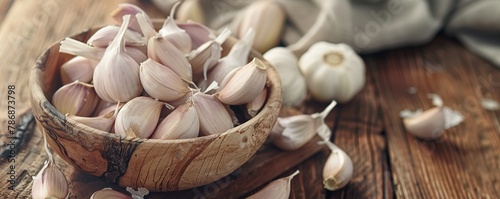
[152,0,500,68]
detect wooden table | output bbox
[1,0,499,198]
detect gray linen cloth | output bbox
[153,0,500,68]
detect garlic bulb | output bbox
[246,170,299,199]
[299,42,365,103]
[263,47,307,106]
[87,25,146,47]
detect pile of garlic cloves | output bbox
[55,3,268,140]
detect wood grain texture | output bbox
[373,37,500,198]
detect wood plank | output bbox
[373,36,500,198]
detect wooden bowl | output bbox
[29,27,282,192]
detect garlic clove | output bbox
[67,103,121,132]
[322,142,353,191]
[189,28,231,81]
[111,3,152,33]
[271,114,316,151]
[237,0,285,53]
[246,170,299,199]
[150,100,199,139]
[93,15,143,103]
[91,188,132,199]
[403,107,445,139]
[216,58,267,105]
[52,81,99,117]
[114,96,163,138]
[139,59,190,102]
[178,21,214,49]
[175,0,205,24]
[60,56,97,84]
[263,47,307,106]
[87,25,146,48]
[201,28,254,87]
[136,13,193,84]
[159,16,192,55]
[247,87,267,117]
[192,92,234,136]
[31,160,69,199]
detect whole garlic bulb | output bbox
[299,42,365,103]
[263,47,307,106]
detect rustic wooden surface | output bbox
[0,0,499,198]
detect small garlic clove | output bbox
[150,100,199,139]
[67,103,121,132]
[246,170,299,199]
[271,115,316,151]
[114,96,163,138]
[403,107,445,139]
[322,142,353,191]
[87,25,146,48]
[140,59,190,102]
[31,160,69,199]
[60,56,97,84]
[189,28,231,81]
[125,46,148,64]
[237,0,285,52]
[159,16,192,55]
[178,21,214,49]
[192,92,234,136]
[93,15,143,103]
[201,28,254,87]
[111,3,152,33]
[247,87,267,117]
[175,0,205,24]
[91,188,132,199]
[52,81,99,117]
[136,13,193,84]
[216,58,267,105]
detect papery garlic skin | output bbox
[31,161,69,199]
[264,47,307,106]
[93,15,143,103]
[246,170,299,199]
[114,97,163,138]
[299,42,365,103]
[159,16,192,55]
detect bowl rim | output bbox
[29,27,283,145]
